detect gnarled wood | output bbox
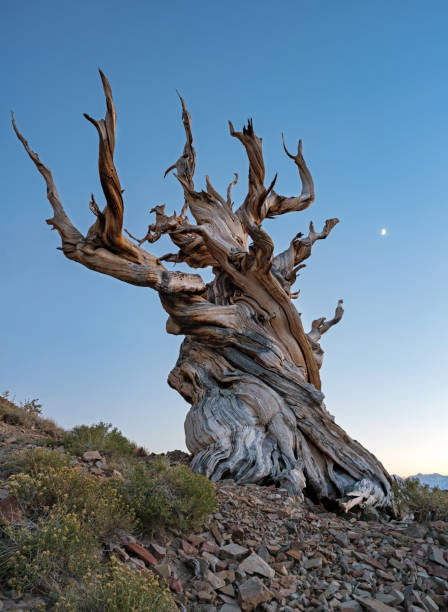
[13,71,392,510]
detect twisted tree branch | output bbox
[265,136,315,218]
[12,74,205,295]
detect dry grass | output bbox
[0,392,63,438]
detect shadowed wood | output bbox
[12,71,392,510]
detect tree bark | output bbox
[12,71,392,510]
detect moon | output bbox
[380,228,387,236]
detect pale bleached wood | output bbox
[13,71,392,510]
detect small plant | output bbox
[20,398,42,416]
[165,464,217,530]
[0,392,62,437]
[6,467,135,539]
[55,558,176,612]
[0,508,101,595]
[116,459,216,534]
[64,422,137,458]
[3,447,69,477]
[392,477,448,522]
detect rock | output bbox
[389,589,404,605]
[204,570,225,590]
[189,534,206,547]
[388,557,403,570]
[422,595,439,611]
[230,525,245,541]
[209,520,225,546]
[362,507,380,522]
[202,551,221,570]
[182,540,197,555]
[338,602,363,612]
[149,542,166,560]
[354,597,399,611]
[167,577,183,594]
[427,562,448,580]
[303,556,322,570]
[129,556,146,570]
[122,541,157,566]
[0,489,9,500]
[0,496,22,524]
[375,593,396,605]
[406,523,428,539]
[82,450,102,461]
[428,546,448,568]
[202,541,219,554]
[220,543,249,560]
[155,563,171,578]
[239,552,275,579]
[220,605,241,612]
[238,577,272,611]
[197,591,214,602]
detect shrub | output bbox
[3,447,69,477]
[0,392,63,437]
[0,508,101,595]
[392,477,448,522]
[64,422,137,458]
[116,460,216,534]
[6,467,135,539]
[165,464,217,530]
[55,558,176,612]
[0,402,34,428]
[20,398,43,416]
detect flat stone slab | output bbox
[238,577,272,611]
[239,552,275,579]
[220,543,249,560]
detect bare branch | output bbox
[272,218,339,293]
[306,299,344,369]
[229,119,268,232]
[83,70,142,263]
[11,112,84,252]
[127,204,218,269]
[12,83,205,295]
[164,92,196,217]
[229,119,265,198]
[205,176,227,208]
[264,136,315,218]
[308,299,344,342]
[226,173,239,209]
[292,218,339,265]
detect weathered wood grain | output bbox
[12,71,392,510]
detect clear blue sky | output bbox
[2,1,447,476]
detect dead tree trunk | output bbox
[12,71,392,510]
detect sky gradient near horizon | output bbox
[1,1,447,477]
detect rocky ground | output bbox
[0,421,447,611]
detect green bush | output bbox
[392,477,448,522]
[64,422,137,458]
[166,464,217,530]
[3,447,69,477]
[55,558,176,611]
[6,467,135,539]
[116,459,216,534]
[1,508,101,595]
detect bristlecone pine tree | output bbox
[13,71,392,510]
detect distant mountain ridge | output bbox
[409,473,448,490]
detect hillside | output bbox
[410,475,448,491]
[0,396,447,611]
